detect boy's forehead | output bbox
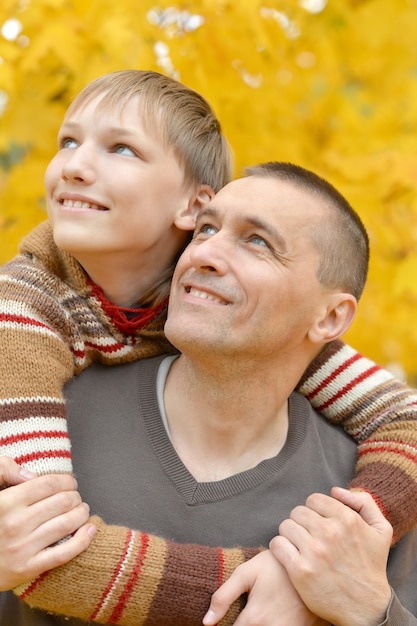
[66,92,141,117]
[62,94,165,145]
[65,93,158,131]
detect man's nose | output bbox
[188,233,230,275]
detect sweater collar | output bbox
[87,277,168,335]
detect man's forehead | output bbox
[206,175,321,222]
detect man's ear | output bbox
[308,293,357,345]
[175,184,215,230]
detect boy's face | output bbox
[45,95,195,283]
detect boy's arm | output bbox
[0,315,259,624]
[15,516,260,625]
[297,339,417,543]
[0,257,260,624]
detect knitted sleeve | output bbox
[14,517,261,626]
[0,259,75,474]
[297,339,417,543]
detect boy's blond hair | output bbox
[64,69,233,194]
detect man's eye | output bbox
[194,224,217,237]
[250,234,269,247]
[114,145,135,156]
[201,224,217,235]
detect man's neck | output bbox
[163,355,293,482]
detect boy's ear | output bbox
[175,185,215,230]
[308,293,357,345]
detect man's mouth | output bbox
[186,286,229,305]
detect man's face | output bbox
[44,95,194,273]
[166,175,335,361]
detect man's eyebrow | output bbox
[244,215,287,251]
[197,207,219,220]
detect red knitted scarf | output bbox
[87,278,168,335]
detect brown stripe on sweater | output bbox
[145,542,227,626]
[349,461,417,542]
[0,400,66,421]
[145,542,261,626]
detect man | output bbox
[161,161,416,625]
[2,162,416,625]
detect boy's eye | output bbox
[61,138,78,149]
[114,145,135,156]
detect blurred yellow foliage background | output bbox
[1,0,417,381]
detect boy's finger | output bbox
[330,487,393,535]
[0,456,36,487]
[203,566,253,625]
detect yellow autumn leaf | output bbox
[393,256,417,299]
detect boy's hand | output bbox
[204,549,330,626]
[270,487,393,626]
[0,456,95,590]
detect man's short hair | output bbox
[244,162,370,301]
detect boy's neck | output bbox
[80,256,162,307]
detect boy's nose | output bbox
[61,144,96,184]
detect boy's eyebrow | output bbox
[59,121,139,138]
[197,207,287,251]
[105,127,140,138]
[59,120,79,132]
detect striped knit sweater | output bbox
[1,220,417,625]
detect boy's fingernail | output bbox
[19,467,36,479]
[202,609,216,625]
[87,525,97,538]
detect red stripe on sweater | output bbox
[109,532,150,623]
[18,570,50,600]
[315,365,380,412]
[216,547,225,588]
[72,340,129,360]
[305,353,363,400]
[89,530,134,621]
[358,443,417,463]
[14,450,71,465]
[1,431,69,446]
[359,488,391,522]
[0,313,51,330]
